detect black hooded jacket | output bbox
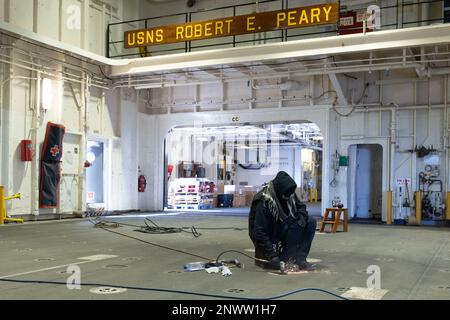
[248,171,309,259]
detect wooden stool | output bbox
[319,208,348,233]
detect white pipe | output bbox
[376,78,430,86]
[113,57,450,89]
[31,72,41,217]
[390,103,399,192]
[430,67,450,76]
[354,104,448,112]
[0,57,108,89]
[78,73,89,213]
[413,109,417,193]
[252,79,306,91]
[0,62,10,199]
[445,75,449,191]
[0,53,104,83]
[112,63,427,90]
[421,2,429,27]
[0,45,106,83]
[427,77,431,143]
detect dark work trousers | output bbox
[279,218,317,264]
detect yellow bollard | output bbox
[0,186,24,224]
[416,191,422,225]
[309,188,318,203]
[0,186,5,225]
[386,191,392,225]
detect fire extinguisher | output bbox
[138,175,147,193]
[20,140,33,162]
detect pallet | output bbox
[174,204,213,210]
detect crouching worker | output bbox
[248,171,316,271]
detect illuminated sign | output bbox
[125,2,339,48]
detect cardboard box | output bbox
[216,183,224,194]
[244,191,257,207]
[224,185,235,194]
[233,193,246,207]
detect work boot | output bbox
[254,247,266,268]
[297,260,316,271]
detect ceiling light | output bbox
[135,83,164,90]
[41,78,53,110]
[87,152,96,164]
[135,80,176,90]
[312,136,324,140]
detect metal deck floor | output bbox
[0,209,449,300]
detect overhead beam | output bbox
[111,24,450,76]
[329,73,348,106]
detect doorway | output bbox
[348,144,383,220]
[163,122,323,217]
[86,140,104,205]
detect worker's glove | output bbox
[267,256,281,270]
[295,211,309,228]
[297,215,308,228]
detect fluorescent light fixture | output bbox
[238,145,257,150]
[41,78,53,110]
[135,80,176,90]
[135,83,163,90]
[312,136,324,140]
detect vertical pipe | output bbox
[78,78,85,213]
[82,0,90,50]
[401,0,404,29]
[1,55,11,213]
[31,72,41,217]
[444,75,448,191]
[101,3,106,56]
[184,13,188,53]
[416,191,422,224]
[413,109,417,192]
[390,105,397,192]
[446,192,450,220]
[58,0,63,41]
[386,191,392,224]
[0,57,4,185]
[0,186,5,225]
[222,140,226,184]
[232,7,236,47]
[396,0,399,29]
[78,73,89,213]
[421,0,429,26]
[188,12,192,52]
[445,75,450,220]
[106,24,110,58]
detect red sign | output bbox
[339,11,373,35]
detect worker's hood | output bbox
[272,171,297,201]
